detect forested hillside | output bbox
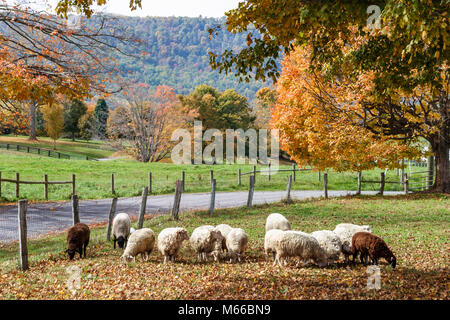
[102,15,272,101]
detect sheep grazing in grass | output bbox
[190,225,224,262]
[352,232,397,268]
[269,230,328,268]
[215,224,233,252]
[311,230,343,264]
[121,228,155,262]
[333,223,372,263]
[225,228,248,263]
[157,227,190,264]
[66,223,90,260]
[112,213,131,249]
[264,229,284,262]
[265,213,291,232]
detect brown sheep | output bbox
[351,232,396,268]
[66,223,90,260]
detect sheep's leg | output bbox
[163,255,168,264]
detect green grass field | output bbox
[0,135,115,159]
[0,151,417,203]
[0,135,431,203]
[0,194,448,299]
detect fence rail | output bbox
[0,143,97,161]
[0,172,75,199]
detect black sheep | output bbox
[352,232,396,268]
[66,223,90,260]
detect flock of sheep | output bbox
[66,212,397,268]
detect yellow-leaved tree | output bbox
[42,103,65,150]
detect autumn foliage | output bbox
[272,46,423,172]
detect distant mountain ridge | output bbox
[100,15,273,102]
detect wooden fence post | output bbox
[210,170,214,185]
[268,162,271,181]
[238,169,241,186]
[209,179,216,215]
[427,156,434,190]
[247,175,255,208]
[72,194,80,225]
[138,187,148,229]
[106,197,118,241]
[148,171,152,194]
[172,180,183,221]
[253,165,256,184]
[181,170,185,192]
[0,171,2,197]
[323,173,328,199]
[318,171,321,182]
[15,172,19,198]
[357,171,362,195]
[286,175,292,204]
[72,174,76,196]
[379,172,385,196]
[111,173,115,195]
[292,164,296,182]
[44,174,48,200]
[404,173,409,195]
[18,199,29,271]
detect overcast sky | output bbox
[35,0,242,17]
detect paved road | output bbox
[0,190,401,243]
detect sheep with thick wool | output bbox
[265,213,291,232]
[268,230,328,267]
[264,229,284,262]
[310,230,342,264]
[333,223,372,263]
[157,227,189,264]
[225,228,248,263]
[112,213,131,249]
[66,223,90,260]
[121,228,155,262]
[352,232,397,268]
[190,225,224,262]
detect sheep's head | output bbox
[386,254,397,268]
[177,229,189,242]
[362,225,372,233]
[121,254,134,263]
[117,236,126,249]
[67,240,78,260]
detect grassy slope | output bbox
[0,150,415,203]
[0,135,114,159]
[0,194,448,299]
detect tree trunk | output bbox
[28,101,37,141]
[72,132,75,141]
[53,139,56,150]
[430,135,449,193]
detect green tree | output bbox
[42,103,65,150]
[179,85,254,130]
[78,112,96,141]
[64,99,87,141]
[94,98,109,138]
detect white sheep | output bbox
[264,229,285,263]
[270,230,328,268]
[310,230,342,264]
[225,228,248,263]
[333,223,372,263]
[121,228,155,262]
[265,213,291,232]
[157,227,189,264]
[215,224,233,252]
[190,225,224,262]
[112,212,131,249]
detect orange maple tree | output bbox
[272,45,423,172]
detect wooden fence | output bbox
[0,172,76,199]
[0,143,96,161]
